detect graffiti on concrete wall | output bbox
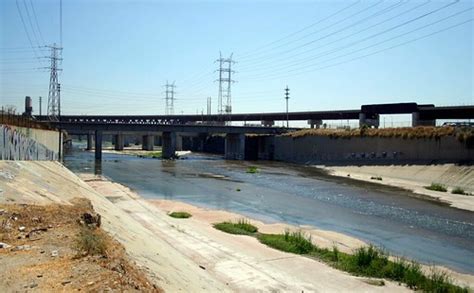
[0,125,58,160]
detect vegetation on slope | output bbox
[168,211,192,219]
[214,224,468,292]
[213,219,258,235]
[285,126,474,142]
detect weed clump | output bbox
[76,227,107,256]
[213,219,258,235]
[425,183,447,192]
[257,230,315,254]
[169,211,192,219]
[246,166,259,174]
[212,223,467,292]
[451,187,468,195]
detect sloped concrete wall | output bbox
[0,124,61,160]
[274,135,473,165]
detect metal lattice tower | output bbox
[164,81,176,115]
[215,52,235,117]
[46,43,62,121]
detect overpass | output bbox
[35,103,474,128]
[35,102,473,161]
[53,121,295,160]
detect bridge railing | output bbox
[0,113,54,130]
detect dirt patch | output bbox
[0,198,161,292]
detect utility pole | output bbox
[215,52,235,120]
[207,97,211,115]
[285,86,290,128]
[163,81,176,115]
[46,43,63,121]
[39,96,42,116]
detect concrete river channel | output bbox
[64,147,474,274]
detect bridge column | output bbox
[114,133,124,151]
[261,120,274,127]
[192,133,207,152]
[142,134,154,151]
[94,130,102,160]
[162,132,176,159]
[225,133,245,160]
[359,113,380,128]
[308,119,322,129]
[412,112,435,127]
[176,134,183,151]
[86,132,94,150]
[155,135,162,146]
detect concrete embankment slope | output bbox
[0,161,414,292]
[321,164,474,212]
[0,161,226,292]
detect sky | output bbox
[0,0,473,125]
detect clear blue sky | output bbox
[1,0,473,121]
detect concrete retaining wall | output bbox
[0,124,61,160]
[273,135,473,165]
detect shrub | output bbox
[76,227,107,256]
[354,245,380,268]
[213,219,258,235]
[425,183,447,192]
[168,211,192,219]
[451,187,467,195]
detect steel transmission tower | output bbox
[215,52,235,117]
[164,81,176,115]
[46,44,62,121]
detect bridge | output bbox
[34,102,473,161]
[35,102,474,128]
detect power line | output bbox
[242,0,464,79]
[21,0,42,47]
[28,0,46,45]
[237,1,362,59]
[239,0,430,73]
[240,0,387,63]
[245,17,473,82]
[239,0,412,71]
[15,0,42,63]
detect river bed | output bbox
[64,147,474,274]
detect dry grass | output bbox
[0,199,161,292]
[284,126,462,140]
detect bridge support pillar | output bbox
[155,135,162,146]
[162,132,176,159]
[142,134,154,151]
[114,133,124,151]
[308,119,323,129]
[412,112,435,127]
[225,133,245,160]
[176,135,183,151]
[261,120,274,127]
[86,132,94,150]
[192,133,207,152]
[359,113,380,128]
[94,130,102,160]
